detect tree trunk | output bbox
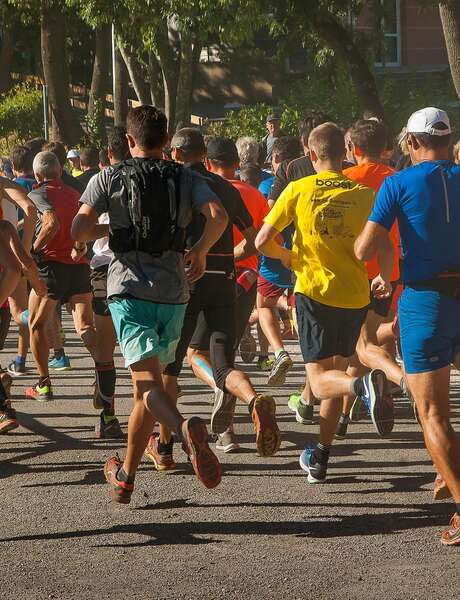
[0,25,13,94]
[147,52,165,109]
[40,0,84,144]
[119,44,150,105]
[156,18,179,133]
[312,12,385,120]
[175,33,201,129]
[439,2,460,99]
[88,23,111,142]
[114,47,128,127]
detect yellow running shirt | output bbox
[264,170,375,309]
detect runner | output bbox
[89,127,129,439]
[335,119,401,439]
[25,151,97,403]
[355,107,460,546]
[160,129,280,460]
[72,106,227,502]
[76,147,100,189]
[0,211,46,433]
[256,122,393,484]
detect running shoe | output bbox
[239,327,257,363]
[349,396,365,422]
[335,415,349,440]
[251,394,281,457]
[433,474,452,501]
[441,513,460,546]
[95,414,124,439]
[7,360,26,377]
[0,401,18,434]
[25,381,53,402]
[267,350,293,387]
[181,417,222,489]
[299,444,327,483]
[288,393,314,424]
[48,355,71,371]
[210,389,236,434]
[216,426,240,453]
[145,433,176,471]
[360,369,394,437]
[257,356,274,371]
[104,455,134,504]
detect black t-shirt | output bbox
[76,167,100,191]
[269,155,315,202]
[186,162,253,278]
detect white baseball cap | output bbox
[406,107,451,136]
[66,148,80,159]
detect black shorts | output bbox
[91,265,110,317]
[369,280,399,318]
[296,293,368,362]
[164,276,236,377]
[39,261,91,303]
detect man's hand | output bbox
[184,247,206,283]
[371,274,391,299]
[71,244,87,262]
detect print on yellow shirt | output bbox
[265,170,375,309]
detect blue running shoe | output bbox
[299,444,327,483]
[48,355,72,371]
[360,369,394,437]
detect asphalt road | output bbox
[1,318,459,600]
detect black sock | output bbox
[54,348,65,360]
[0,378,8,410]
[456,503,460,515]
[258,354,268,361]
[39,375,51,387]
[117,467,134,484]
[339,413,349,423]
[351,377,365,397]
[313,443,330,465]
[248,396,256,415]
[96,362,116,409]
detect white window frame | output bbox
[375,0,402,67]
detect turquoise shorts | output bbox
[108,298,187,368]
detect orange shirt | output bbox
[344,162,400,280]
[230,179,269,272]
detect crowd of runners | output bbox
[1,103,460,547]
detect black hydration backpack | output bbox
[109,158,188,256]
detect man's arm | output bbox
[234,226,257,261]
[186,200,228,283]
[32,209,60,254]
[71,203,109,242]
[355,221,392,263]
[0,179,37,252]
[255,223,292,269]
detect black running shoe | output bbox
[360,369,394,437]
[335,415,349,440]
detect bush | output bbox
[0,83,43,153]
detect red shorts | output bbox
[257,275,294,304]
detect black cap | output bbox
[171,128,205,154]
[206,137,239,163]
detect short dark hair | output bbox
[239,163,262,188]
[298,112,332,146]
[79,147,99,169]
[43,141,66,167]
[10,145,33,173]
[348,119,388,158]
[207,137,239,167]
[411,122,451,149]
[308,122,345,162]
[108,126,129,161]
[127,105,168,150]
[272,137,302,163]
[25,137,47,158]
[99,149,110,167]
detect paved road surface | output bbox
[1,317,459,600]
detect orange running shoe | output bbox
[0,401,18,434]
[181,417,221,489]
[145,433,176,471]
[104,455,134,504]
[433,474,452,501]
[441,513,460,546]
[251,394,281,457]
